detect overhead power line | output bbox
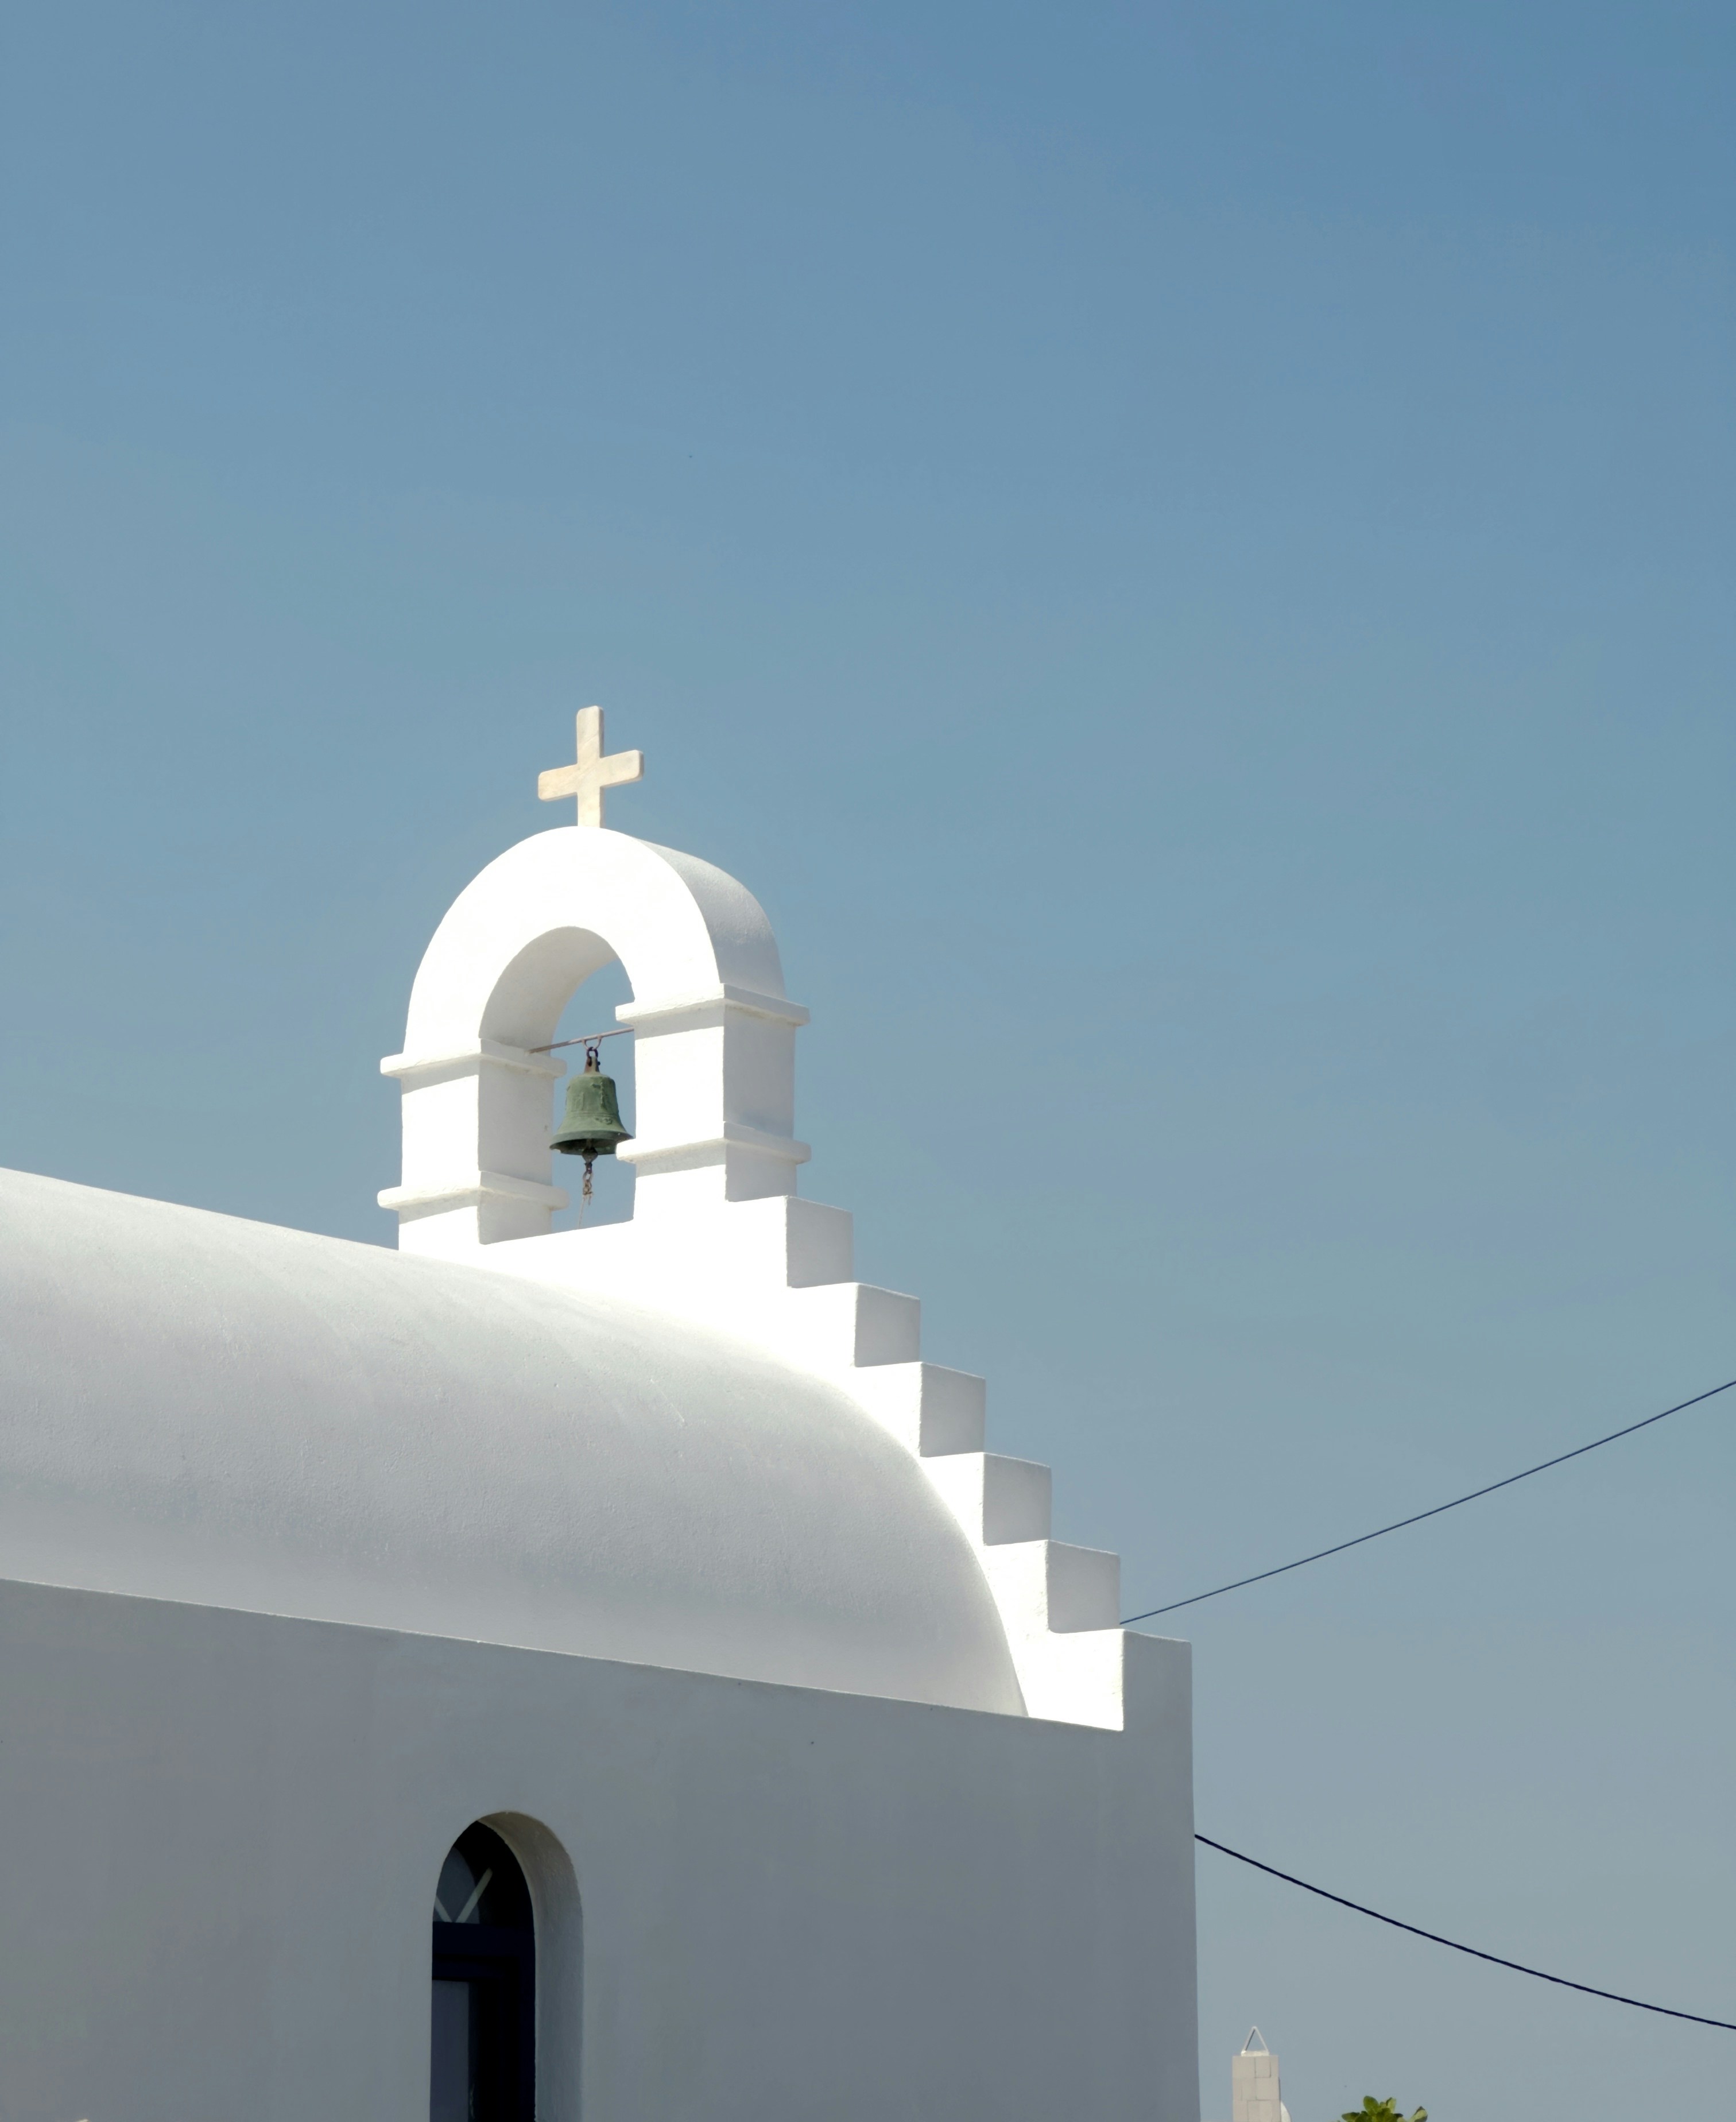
[1123,1374,1736,1625]
[1196,1834,1736,2032]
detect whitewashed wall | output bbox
[0,1579,1198,2122]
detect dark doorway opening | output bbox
[431,1821,535,2122]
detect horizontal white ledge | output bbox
[615,984,809,1033]
[378,1169,569,1215]
[381,1039,565,1085]
[619,1123,812,1172]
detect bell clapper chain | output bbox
[577,1040,599,1223]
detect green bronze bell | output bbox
[551,1049,632,1163]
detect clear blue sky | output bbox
[3,5,1733,2113]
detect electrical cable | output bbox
[1122,1375,1736,1625]
[1196,1834,1736,2031]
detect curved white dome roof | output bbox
[0,1168,1023,1714]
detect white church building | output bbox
[0,714,1200,2120]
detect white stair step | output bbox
[780,1281,920,1369]
[979,1540,1122,1637]
[776,1198,856,1288]
[1012,1628,1126,1730]
[1044,1542,1121,1632]
[650,1194,854,1289]
[924,1454,1052,1547]
[844,1364,986,1455]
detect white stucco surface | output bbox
[0,1579,1199,2122]
[0,1165,1023,1713]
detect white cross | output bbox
[537,706,644,827]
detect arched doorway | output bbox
[431,1822,535,2122]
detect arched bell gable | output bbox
[380,827,809,1248]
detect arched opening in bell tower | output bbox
[471,920,642,1237]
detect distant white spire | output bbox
[1232,2028,1284,2122]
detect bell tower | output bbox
[378,714,809,1252]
